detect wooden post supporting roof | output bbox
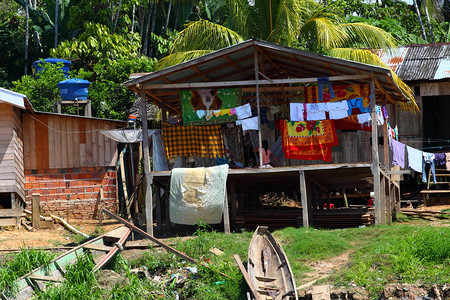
[299,170,309,227]
[370,77,382,225]
[140,89,154,235]
[254,47,263,168]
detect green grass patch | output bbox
[0,248,55,296]
[331,225,450,298]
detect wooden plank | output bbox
[223,193,230,234]
[102,209,197,264]
[72,117,80,167]
[0,218,18,227]
[370,78,382,225]
[143,74,372,90]
[233,254,262,300]
[27,275,63,282]
[83,244,113,252]
[420,190,450,193]
[92,120,99,166]
[32,194,40,229]
[61,116,69,169]
[0,209,23,217]
[85,120,93,166]
[34,115,49,169]
[98,122,105,166]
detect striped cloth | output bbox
[162,123,224,158]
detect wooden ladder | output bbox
[421,168,450,205]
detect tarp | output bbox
[100,129,161,143]
[169,164,228,225]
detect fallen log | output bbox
[50,214,90,239]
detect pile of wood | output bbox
[401,208,450,219]
[312,209,374,229]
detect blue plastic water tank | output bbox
[32,58,72,78]
[57,79,91,100]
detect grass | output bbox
[0,248,55,296]
[0,219,448,299]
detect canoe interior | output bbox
[248,226,298,300]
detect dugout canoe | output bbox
[247,226,298,300]
[1,226,131,300]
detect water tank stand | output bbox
[54,99,92,117]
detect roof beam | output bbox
[142,74,373,90]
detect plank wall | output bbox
[23,113,120,170]
[0,104,24,199]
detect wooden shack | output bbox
[0,87,125,224]
[125,40,415,234]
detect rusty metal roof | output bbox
[376,44,450,81]
[125,40,410,114]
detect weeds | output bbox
[0,248,55,295]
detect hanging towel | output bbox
[290,103,306,121]
[169,164,229,225]
[434,153,446,166]
[391,139,406,168]
[326,100,349,119]
[446,153,450,171]
[407,146,423,173]
[376,105,384,125]
[162,124,224,158]
[236,116,259,131]
[235,103,252,120]
[306,103,327,121]
[357,113,371,125]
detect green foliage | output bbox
[0,249,55,295]
[51,22,141,70]
[72,56,156,119]
[12,61,66,111]
[332,225,450,297]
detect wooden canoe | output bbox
[247,226,298,300]
[1,226,131,300]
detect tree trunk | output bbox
[54,0,59,48]
[131,4,135,33]
[163,0,172,34]
[143,3,154,56]
[24,0,29,75]
[413,0,428,41]
[113,0,122,32]
[423,4,436,42]
[148,3,157,57]
[173,0,180,31]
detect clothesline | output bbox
[390,138,450,183]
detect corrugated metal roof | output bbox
[376,44,450,81]
[125,40,410,114]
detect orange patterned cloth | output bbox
[305,84,371,131]
[280,120,337,162]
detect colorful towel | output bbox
[162,124,224,158]
[169,164,229,225]
[180,88,240,125]
[280,120,337,162]
[306,84,371,131]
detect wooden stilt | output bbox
[299,171,309,227]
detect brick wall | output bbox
[24,167,117,219]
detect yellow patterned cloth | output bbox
[162,124,224,158]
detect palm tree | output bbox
[157,0,414,104]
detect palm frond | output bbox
[271,0,304,45]
[330,48,419,113]
[340,23,397,51]
[301,16,348,50]
[170,20,244,53]
[156,50,215,70]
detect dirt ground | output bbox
[0,219,120,250]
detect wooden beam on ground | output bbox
[50,214,90,238]
[233,254,262,300]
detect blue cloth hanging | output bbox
[318,77,335,102]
